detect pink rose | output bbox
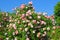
[32,20,37,24]
[51,15,54,19]
[17,20,20,24]
[15,30,18,35]
[40,20,46,25]
[21,14,25,19]
[26,13,29,16]
[26,10,32,16]
[45,16,50,19]
[20,4,25,9]
[22,18,26,20]
[37,32,41,38]
[13,24,16,30]
[26,10,31,13]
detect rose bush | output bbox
[0,1,60,40]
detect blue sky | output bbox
[0,0,60,16]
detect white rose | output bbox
[5,33,7,35]
[28,23,31,26]
[42,34,46,37]
[52,26,56,30]
[31,24,33,28]
[6,37,9,40]
[37,16,41,19]
[33,30,36,33]
[37,21,40,24]
[23,20,26,23]
[26,38,30,40]
[47,27,50,31]
[29,16,32,19]
[43,27,46,31]
[14,37,17,40]
[13,32,15,35]
[25,28,28,32]
[26,20,30,22]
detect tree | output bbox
[54,2,60,26]
[54,2,60,16]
